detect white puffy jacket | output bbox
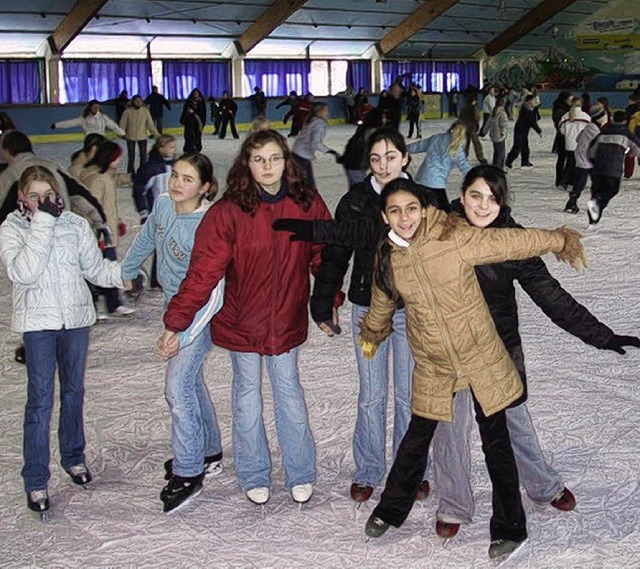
[0,209,124,333]
[559,109,591,151]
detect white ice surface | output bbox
[1,119,638,568]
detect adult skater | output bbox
[505,95,541,170]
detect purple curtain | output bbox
[0,60,41,104]
[347,60,371,92]
[244,60,310,97]
[62,60,152,103]
[381,60,479,93]
[162,61,230,99]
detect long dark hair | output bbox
[374,178,429,300]
[461,164,510,207]
[224,129,315,215]
[85,140,122,173]
[71,133,106,163]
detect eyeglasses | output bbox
[250,155,285,165]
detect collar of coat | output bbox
[258,178,289,203]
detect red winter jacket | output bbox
[164,188,332,355]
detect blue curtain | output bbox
[381,60,480,93]
[243,60,310,97]
[0,60,41,104]
[162,61,230,100]
[62,60,152,103]
[347,60,371,92]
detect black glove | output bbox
[272,218,313,242]
[50,123,56,130]
[38,196,63,217]
[126,269,148,300]
[603,335,640,355]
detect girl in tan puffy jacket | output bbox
[360,177,587,562]
[119,95,159,174]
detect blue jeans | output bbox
[230,348,315,492]
[351,304,414,487]
[22,327,90,492]
[433,350,563,523]
[165,326,222,478]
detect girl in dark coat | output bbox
[218,91,239,139]
[505,95,542,170]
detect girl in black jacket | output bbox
[505,95,542,169]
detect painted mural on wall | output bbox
[484,0,640,91]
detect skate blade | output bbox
[38,510,54,522]
[494,538,529,566]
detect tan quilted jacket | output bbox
[360,208,566,422]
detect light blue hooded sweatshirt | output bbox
[121,192,224,348]
[407,131,472,189]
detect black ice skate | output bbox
[488,538,527,561]
[67,464,92,485]
[27,489,50,513]
[160,473,204,513]
[164,452,223,481]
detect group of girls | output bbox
[1,119,638,562]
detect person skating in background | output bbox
[337,86,357,125]
[0,165,133,514]
[0,112,17,173]
[458,94,486,164]
[587,110,640,225]
[479,85,496,137]
[358,175,588,561]
[429,164,639,541]
[558,97,591,192]
[250,115,271,133]
[406,87,423,139]
[249,86,267,119]
[407,121,472,211]
[284,93,313,138]
[159,130,334,507]
[114,90,129,123]
[80,141,136,318]
[183,89,207,130]
[145,86,171,134]
[180,102,203,154]
[487,96,508,169]
[123,154,225,513]
[551,91,573,186]
[119,95,159,175]
[564,104,609,214]
[505,94,541,170]
[291,102,340,188]
[378,83,403,132]
[207,97,222,136]
[51,100,125,138]
[218,91,239,140]
[276,90,299,137]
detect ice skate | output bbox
[587,199,601,225]
[550,487,576,511]
[160,473,204,514]
[67,463,92,486]
[564,198,580,214]
[415,480,430,502]
[436,520,460,540]
[164,452,223,481]
[364,515,390,539]
[488,538,527,562]
[350,483,373,506]
[246,486,270,506]
[291,483,313,509]
[27,489,50,513]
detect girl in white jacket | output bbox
[51,100,125,137]
[0,165,132,515]
[558,99,591,191]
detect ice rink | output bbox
[1,118,638,568]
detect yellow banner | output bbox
[577,34,640,50]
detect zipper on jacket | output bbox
[409,247,465,380]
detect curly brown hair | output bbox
[224,129,316,215]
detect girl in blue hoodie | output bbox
[121,154,225,513]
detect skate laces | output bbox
[68,464,88,477]
[29,489,48,503]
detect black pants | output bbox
[480,112,490,136]
[183,127,202,154]
[407,115,421,138]
[590,175,621,216]
[561,152,576,189]
[292,154,316,188]
[555,137,569,187]
[492,140,506,169]
[219,117,238,139]
[126,139,148,174]
[569,167,592,201]
[464,125,486,162]
[372,394,527,543]
[506,131,530,167]
[153,116,164,134]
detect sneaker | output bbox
[415,480,430,501]
[488,538,526,560]
[246,486,270,505]
[67,464,92,485]
[164,452,223,481]
[27,489,50,512]
[587,199,601,224]
[521,163,534,170]
[550,487,576,511]
[160,473,204,513]
[110,305,137,317]
[291,483,313,504]
[350,483,374,503]
[365,515,390,538]
[436,520,460,538]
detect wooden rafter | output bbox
[484,0,579,56]
[236,0,308,56]
[376,0,461,56]
[47,0,108,54]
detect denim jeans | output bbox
[22,327,90,492]
[165,326,221,478]
[351,304,413,487]
[434,350,563,523]
[230,348,315,492]
[492,140,506,169]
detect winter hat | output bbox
[589,104,605,121]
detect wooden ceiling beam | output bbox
[236,0,308,56]
[484,0,579,56]
[47,0,108,54]
[376,0,461,56]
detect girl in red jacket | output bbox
[159,130,333,507]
